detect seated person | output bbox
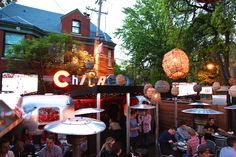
[159,127,179,156]
[187,129,206,157]
[197,144,210,157]
[204,118,228,141]
[175,121,191,142]
[219,136,236,157]
[38,136,63,157]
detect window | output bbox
[108,50,112,68]
[72,20,81,34]
[4,32,25,57]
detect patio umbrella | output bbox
[44,116,106,157]
[224,105,236,110]
[182,108,223,115]
[131,104,155,110]
[72,108,104,116]
[44,116,106,135]
[188,102,211,106]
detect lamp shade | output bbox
[193,84,202,93]
[162,48,189,79]
[155,80,170,93]
[212,82,221,91]
[229,85,236,97]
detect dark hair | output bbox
[198,144,209,154]
[169,127,177,131]
[227,136,236,147]
[0,138,9,148]
[208,117,215,121]
[179,120,187,126]
[130,110,136,115]
[111,142,122,155]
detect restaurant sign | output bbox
[53,70,131,88]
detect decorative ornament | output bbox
[229,85,236,97]
[146,87,156,99]
[85,61,94,70]
[193,84,202,93]
[162,48,189,80]
[151,91,161,104]
[155,80,170,93]
[229,78,236,86]
[116,74,126,85]
[143,83,153,97]
[171,86,179,96]
[212,82,221,91]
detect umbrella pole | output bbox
[67,136,87,157]
[96,93,101,155]
[126,93,130,154]
[174,97,178,127]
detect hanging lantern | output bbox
[171,86,179,96]
[229,78,236,86]
[193,84,202,93]
[116,74,126,85]
[162,48,189,80]
[151,91,161,104]
[146,87,156,99]
[85,61,94,70]
[143,83,153,97]
[212,82,221,91]
[229,85,236,97]
[155,80,170,93]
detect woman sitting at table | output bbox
[204,118,228,141]
[175,121,191,142]
[187,129,206,157]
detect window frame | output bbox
[72,20,81,34]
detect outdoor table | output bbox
[211,133,228,139]
[176,141,187,152]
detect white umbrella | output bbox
[224,105,236,110]
[131,104,155,110]
[182,108,223,115]
[188,102,211,106]
[44,117,106,135]
[72,108,104,116]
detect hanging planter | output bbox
[162,48,189,80]
[155,80,170,93]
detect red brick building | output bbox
[0,3,116,91]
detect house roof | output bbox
[0,3,113,42]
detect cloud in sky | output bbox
[17,0,135,63]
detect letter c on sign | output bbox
[53,70,70,88]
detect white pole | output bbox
[126,93,130,154]
[96,93,101,155]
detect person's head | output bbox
[208,118,215,125]
[0,139,10,154]
[198,144,210,157]
[189,128,197,137]
[46,136,55,150]
[102,137,116,151]
[130,110,137,118]
[179,120,187,128]
[168,127,176,135]
[227,136,236,151]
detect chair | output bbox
[205,140,216,156]
[156,140,174,157]
[215,138,227,156]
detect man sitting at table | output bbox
[219,136,236,157]
[204,118,228,141]
[159,127,182,157]
[175,121,191,142]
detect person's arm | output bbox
[218,128,228,135]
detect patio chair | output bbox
[156,140,174,157]
[206,140,216,156]
[215,138,227,156]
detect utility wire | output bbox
[52,0,66,13]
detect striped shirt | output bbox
[187,135,206,156]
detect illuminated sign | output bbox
[53,70,131,88]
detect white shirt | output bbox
[5,151,15,157]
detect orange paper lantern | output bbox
[162,48,189,80]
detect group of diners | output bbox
[0,128,66,157]
[158,118,236,157]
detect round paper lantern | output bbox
[193,84,202,93]
[116,74,126,85]
[85,61,94,70]
[155,80,170,93]
[171,86,179,96]
[212,82,221,91]
[143,83,153,97]
[162,48,189,80]
[229,78,236,86]
[151,91,161,104]
[146,87,156,99]
[229,85,236,97]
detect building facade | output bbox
[0,3,116,92]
